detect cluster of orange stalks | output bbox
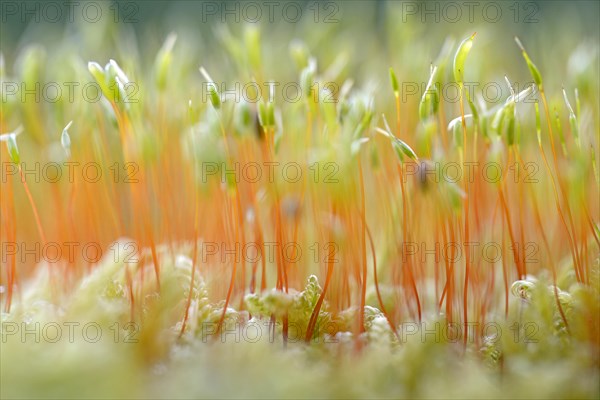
[1,35,598,348]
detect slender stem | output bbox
[179,177,200,337]
[397,164,421,321]
[459,84,471,346]
[358,158,367,335]
[540,91,582,278]
[215,110,244,335]
[19,167,47,246]
[394,94,401,137]
[305,208,336,342]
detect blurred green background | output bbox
[2,0,598,93]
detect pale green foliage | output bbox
[2,248,599,399]
[244,274,327,339]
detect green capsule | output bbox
[109,59,130,85]
[6,134,20,165]
[376,122,418,163]
[208,83,221,109]
[419,66,438,122]
[61,121,73,158]
[267,102,275,127]
[389,67,399,95]
[515,37,543,89]
[569,113,579,145]
[234,100,253,135]
[467,94,479,121]
[506,112,515,146]
[563,88,580,146]
[199,67,220,109]
[258,101,268,128]
[480,113,489,140]
[320,88,337,129]
[289,40,309,70]
[258,101,274,128]
[300,65,315,98]
[104,62,119,102]
[491,108,504,136]
[88,61,110,98]
[392,140,405,163]
[115,77,130,105]
[453,32,476,84]
[554,110,568,156]
[155,33,177,91]
[448,115,471,147]
[244,26,261,72]
[400,141,418,161]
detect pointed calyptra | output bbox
[563,87,580,147]
[419,65,439,121]
[61,121,73,158]
[515,37,543,90]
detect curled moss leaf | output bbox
[511,280,536,301]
